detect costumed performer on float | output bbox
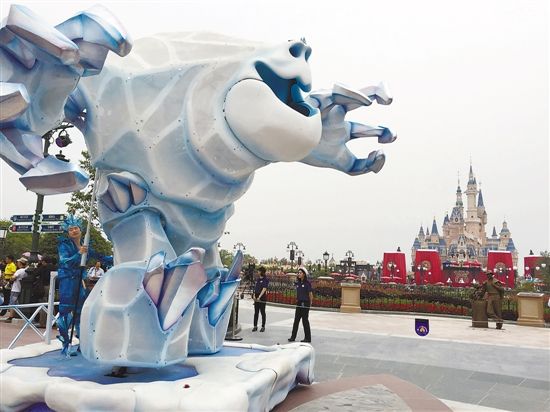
[57,215,111,355]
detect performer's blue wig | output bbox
[61,214,83,231]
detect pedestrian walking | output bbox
[1,256,16,316]
[288,267,313,343]
[252,266,268,332]
[481,271,505,329]
[3,257,29,322]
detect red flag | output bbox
[382,252,407,284]
[414,250,442,284]
[524,255,543,279]
[487,251,514,288]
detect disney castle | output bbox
[411,164,518,268]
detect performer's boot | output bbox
[496,322,503,329]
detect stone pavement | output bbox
[237,299,550,411]
[1,300,549,411]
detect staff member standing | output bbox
[288,267,313,343]
[252,267,269,332]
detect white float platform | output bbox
[0,341,314,411]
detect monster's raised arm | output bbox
[301,82,397,175]
[0,4,132,194]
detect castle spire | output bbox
[431,217,439,235]
[477,189,484,207]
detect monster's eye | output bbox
[305,48,311,61]
[289,43,305,58]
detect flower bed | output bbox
[266,279,550,322]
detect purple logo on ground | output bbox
[415,318,430,336]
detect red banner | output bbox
[382,252,407,284]
[487,251,514,288]
[524,255,543,279]
[414,250,442,284]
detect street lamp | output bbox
[323,251,329,274]
[233,242,246,252]
[388,261,397,281]
[417,263,428,284]
[345,250,354,275]
[296,250,304,267]
[287,241,298,269]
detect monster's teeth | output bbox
[107,177,132,212]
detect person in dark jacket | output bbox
[288,267,313,343]
[252,266,269,332]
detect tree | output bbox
[65,150,112,257]
[65,150,100,226]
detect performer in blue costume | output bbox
[57,215,109,355]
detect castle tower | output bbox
[449,179,464,239]
[465,164,481,239]
[499,220,511,249]
[477,188,487,244]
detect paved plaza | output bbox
[1,299,549,411]
[236,299,549,411]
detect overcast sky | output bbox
[1,0,548,268]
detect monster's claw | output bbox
[19,155,89,195]
[310,83,372,116]
[0,82,30,122]
[159,248,207,330]
[55,5,133,75]
[349,122,397,144]
[360,82,393,105]
[0,128,43,174]
[3,5,80,66]
[224,250,243,282]
[348,150,386,175]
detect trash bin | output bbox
[471,300,488,328]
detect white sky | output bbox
[1,0,548,268]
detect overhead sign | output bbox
[41,214,66,222]
[40,224,64,233]
[9,224,33,233]
[10,215,34,222]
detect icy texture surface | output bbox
[1,4,395,367]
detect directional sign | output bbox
[41,214,66,222]
[10,215,34,222]
[40,224,64,233]
[9,224,33,233]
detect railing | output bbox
[266,278,550,322]
[0,271,59,348]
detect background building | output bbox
[411,164,518,268]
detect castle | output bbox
[411,164,518,268]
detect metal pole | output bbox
[225,293,243,341]
[80,169,98,266]
[29,134,52,264]
[45,271,58,345]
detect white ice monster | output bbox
[1,5,396,367]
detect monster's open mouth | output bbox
[255,62,316,117]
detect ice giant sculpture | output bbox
[0,5,396,367]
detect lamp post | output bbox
[0,223,8,258]
[345,250,354,275]
[417,263,427,285]
[388,261,396,282]
[287,241,298,269]
[323,251,329,275]
[233,242,246,253]
[296,250,304,267]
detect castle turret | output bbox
[465,164,481,239]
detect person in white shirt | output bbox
[3,257,28,323]
[87,261,105,281]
